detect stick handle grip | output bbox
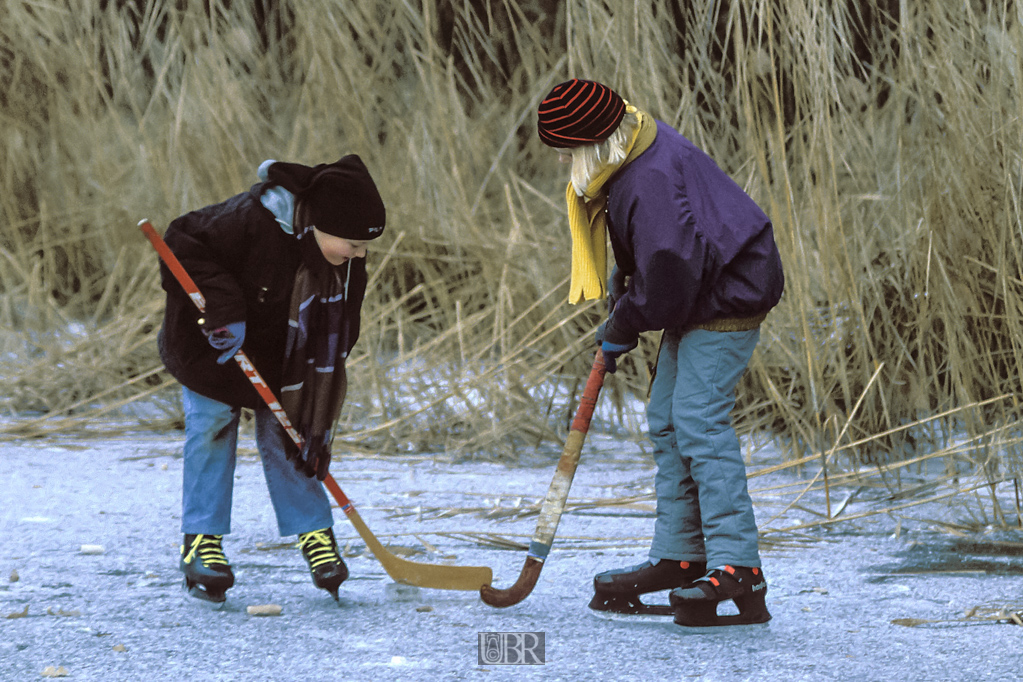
[139,220,207,312]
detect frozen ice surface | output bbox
[1,430,1021,681]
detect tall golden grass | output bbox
[1,0,1021,505]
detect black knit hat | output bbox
[537,79,626,148]
[267,155,385,240]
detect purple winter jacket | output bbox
[603,120,784,343]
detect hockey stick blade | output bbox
[321,476,491,590]
[140,219,493,591]
[480,349,606,607]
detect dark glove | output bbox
[595,312,637,373]
[601,339,637,374]
[206,321,246,364]
[287,431,332,480]
[607,265,628,311]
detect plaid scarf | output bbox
[279,223,350,480]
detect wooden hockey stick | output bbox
[480,348,607,607]
[140,219,492,591]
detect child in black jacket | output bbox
[158,155,385,603]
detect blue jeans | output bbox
[180,387,333,537]
[646,328,762,568]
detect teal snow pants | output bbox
[646,327,762,568]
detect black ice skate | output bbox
[589,559,707,616]
[180,534,235,605]
[668,565,771,629]
[298,527,348,602]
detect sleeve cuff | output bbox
[602,314,638,346]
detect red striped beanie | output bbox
[537,79,626,148]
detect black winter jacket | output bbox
[157,183,368,408]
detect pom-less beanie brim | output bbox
[537,79,626,148]
[267,155,385,241]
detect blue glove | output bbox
[206,321,246,364]
[601,339,637,374]
[595,319,608,346]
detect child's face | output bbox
[313,228,370,266]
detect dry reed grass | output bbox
[1,1,1021,525]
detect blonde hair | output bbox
[569,109,641,196]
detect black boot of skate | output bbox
[298,527,348,602]
[589,559,707,616]
[669,565,771,628]
[180,534,235,604]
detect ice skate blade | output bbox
[589,596,674,618]
[589,592,675,616]
[184,580,228,608]
[673,608,772,632]
[589,607,674,624]
[671,621,771,635]
[313,580,344,604]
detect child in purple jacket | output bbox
[537,79,784,628]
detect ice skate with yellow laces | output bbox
[180,534,234,605]
[298,527,348,602]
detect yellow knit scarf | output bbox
[565,106,657,304]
